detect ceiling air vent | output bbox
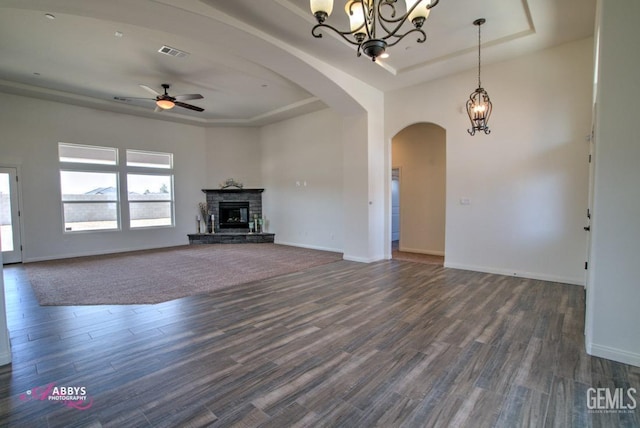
[158,45,189,59]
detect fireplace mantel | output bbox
[202,188,264,194]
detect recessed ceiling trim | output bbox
[0,79,203,125]
[394,0,536,75]
[0,79,326,127]
[249,96,321,121]
[397,28,536,75]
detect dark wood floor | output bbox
[391,241,444,265]
[1,260,638,427]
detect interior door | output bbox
[0,167,22,264]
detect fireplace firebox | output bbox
[219,201,249,229]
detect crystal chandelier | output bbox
[466,18,492,135]
[310,0,440,61]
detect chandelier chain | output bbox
[477,20,482,88]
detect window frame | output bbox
[125,149,175,230]
[58,144,176,233]
[59,143,121,233]
[58,142,118,166]
[60,169,121,233]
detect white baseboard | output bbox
[275,240,375,262]
[587,342,640,367]
[273,240,343,255]
[443,261,585,286]
[398,247,445,257]
[342,254,379,263]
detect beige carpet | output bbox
[26,244,343,306]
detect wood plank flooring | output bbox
[1,260,638,427]
[391,241,444,265]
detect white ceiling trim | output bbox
[398,27,536,75]
[396,0,535,76]
[0,79,325,127]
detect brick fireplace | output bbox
[204,188,263,233]
[188,188,274,244]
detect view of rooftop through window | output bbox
[58,143,174,231]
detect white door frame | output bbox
[0,165,23,264]
[391,167,401,243]
[584,104,597,336]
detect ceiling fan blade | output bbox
[174,93,204,101]
[139,84,161,96]
[117,96,155,101]
[154,105,165,113]
[175,101,204,112]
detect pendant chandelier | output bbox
[466,18,492,135]
[310,0,440,61]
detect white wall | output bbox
[205,127,261,189]
[392,123,446,256]
[0,94,211,261]
[342,112,374,261]
[585,0,640,367]
[386,38,594,285]
[260,108,343,252]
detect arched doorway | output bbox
[391,123,446,265]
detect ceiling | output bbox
[0,0,596,127]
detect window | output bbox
[59,143,117,165]
[59,144,119,232]
[126,150,174,228]
[126,150,172,169]
[127,173,174,228]
[60,171,119,231]
[59,144,175,232]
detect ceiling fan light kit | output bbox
[156,99,175,110]
[310,0,439,61]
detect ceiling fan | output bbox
[117,83,205,112]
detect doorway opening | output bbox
[391,168,400,243]
[390,123,446,265]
